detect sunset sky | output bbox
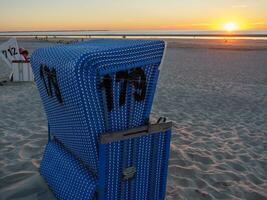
[0,0,267,32]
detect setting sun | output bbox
[224,22,238,32]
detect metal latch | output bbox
[123,166,136,181]
[100,121,172,144]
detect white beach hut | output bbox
[0,37,34,82]
[11,60,34,81]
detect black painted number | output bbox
[116,70,129,107]
[2,47,18,59]
[40,64,63,104]
[101,67,147,112]
[101,74,113,112]
[131,68,147,102]
[2,50,7,58]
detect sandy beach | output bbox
[0,38,267,200]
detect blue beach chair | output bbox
[31,39,172,200]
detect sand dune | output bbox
[0,38,267,200]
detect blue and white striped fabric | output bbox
[31,39,171,200]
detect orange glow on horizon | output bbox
[1,19,266,32]
[0,20,266,32]
[0,0,267,32]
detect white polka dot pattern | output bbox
[31,39,165,171]
[40,140,96,200]
[31,39,171,200]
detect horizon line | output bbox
[1,29,267,33]
[1,33,267,38]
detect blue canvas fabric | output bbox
[40,140,96,200]
[98,130,172,200]
[31,39,171,200]
[31,39,165,171]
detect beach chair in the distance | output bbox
[0,38,34,82]
[31,39,172,200]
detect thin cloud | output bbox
[250,22,267,25]
[191,23,211,27]
[173,23,211,28]
[231,5,248,8]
